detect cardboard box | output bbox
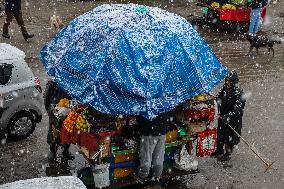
[80,146,98,159]
[188,122,207,134]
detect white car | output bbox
[0,176,87,189]
[0,43,43,139]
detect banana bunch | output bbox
[76,115,89,132]
[222,4,237,10]
[211,2,220,8]
[192,94,208,101]
[76,108,90,132]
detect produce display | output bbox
[58,98,70,108]
[184,94,217,157]
[211,2,220,8]
[52,94,217,187]
[210,0,250,9]
[222,3,237,10]
[76,108,90,132]
[63,110,80,133]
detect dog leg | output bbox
[272,48,275,56]
[256,48,259,55]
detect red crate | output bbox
[219,7,266,22]
[184,108,215,122]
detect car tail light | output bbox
[34,76,42,93]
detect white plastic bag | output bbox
[174,145,198,171]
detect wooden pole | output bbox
[226,124,274,172]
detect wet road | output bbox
[1,0,284,188]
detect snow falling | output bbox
[0,0,284,189]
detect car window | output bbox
[0,64,13,85]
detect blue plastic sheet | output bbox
[40,4,228,120]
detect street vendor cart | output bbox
[40,3,229,188]
[197,0,266,31]
[50,93,218,188]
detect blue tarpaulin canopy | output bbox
[40,4,228,120]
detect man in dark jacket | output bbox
[136,112,172,185]
[2,0,34,39]
[44,79,71,159]
[213,70,246,161]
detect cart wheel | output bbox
[205,9,219,26]
[218,21,230,31]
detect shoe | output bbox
[218,154,231,162]
[22,32,34,40]
[210,150,223,158]
[2,33,10,39]
[135,176,147,184]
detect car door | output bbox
[0,63,14,128]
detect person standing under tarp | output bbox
[136,112,173,188]
[2,0,34,39]
[213,70,246,161]
[44,79,72,160]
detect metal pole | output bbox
[226,124,274,172]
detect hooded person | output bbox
[44,79,72,159]
[213,70,246,161]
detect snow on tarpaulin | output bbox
[0,176,87,189]
[40,4,228,120]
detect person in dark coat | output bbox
[213,70,246,161]
[44,79,71,159]
[136,111,173,185]
[2,0,34,39]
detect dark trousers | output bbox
[47,109,69,152]
[2,11,27,34]
[216,121,234,155]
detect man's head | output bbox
[225,70,239,90]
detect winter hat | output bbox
[226,70,239,84]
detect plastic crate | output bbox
[184,108,215,122]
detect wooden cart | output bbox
[50,96,217,188]
[197,0,266,31]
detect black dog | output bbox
[246,34,282,56]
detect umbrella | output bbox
[40,4,228,120]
